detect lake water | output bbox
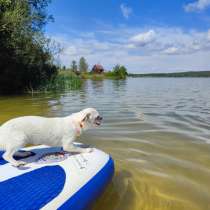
[1,78,210,210]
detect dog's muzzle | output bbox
[94,116,103,126]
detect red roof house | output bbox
[91,64,104,74]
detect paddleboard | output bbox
[0,143,114,210]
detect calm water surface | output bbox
[1,78,210,210]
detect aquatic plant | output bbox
[39,71,82,92]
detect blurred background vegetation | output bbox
[0,0,58,93]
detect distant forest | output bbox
[128,71,210,78]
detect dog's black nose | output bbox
[96,116,103,121]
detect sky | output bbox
[45,0,210,73]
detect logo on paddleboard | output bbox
[36,152,70,164]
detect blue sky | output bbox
[46,0,210,73]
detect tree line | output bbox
[0,0,57,94]
[61,57,128,79]
[128,71,210,78]
[68,57,89,74]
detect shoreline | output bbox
[128,70,210,78]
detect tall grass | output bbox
[39,71,82,92]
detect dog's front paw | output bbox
[13,161,27,168]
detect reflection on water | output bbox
[0,78,210,210]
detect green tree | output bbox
[79,57,88,73]
[62,65,66,71]
[0,0,57,93]
[71,60,77,72]
[113,65,128,79]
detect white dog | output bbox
[0,108,102,167]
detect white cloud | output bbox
[184,0,210,12]
[163,47,179,55]
[49,26,210,73]
[120,4,132,19]
[208,29,210,40]
[128,28,210,56]
[130,30,156,46]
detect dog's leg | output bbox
[3,149,26,167]
[2,131,27,167]
[63,144,93,153]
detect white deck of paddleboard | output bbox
[0,143,110,210]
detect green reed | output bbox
[39,71,83,92]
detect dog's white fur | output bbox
[0,108,102,167]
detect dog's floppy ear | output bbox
[79,113,91,129]
[81,113,91,122]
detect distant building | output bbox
[91,64,104,74]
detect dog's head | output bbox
[76,108,102,130]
